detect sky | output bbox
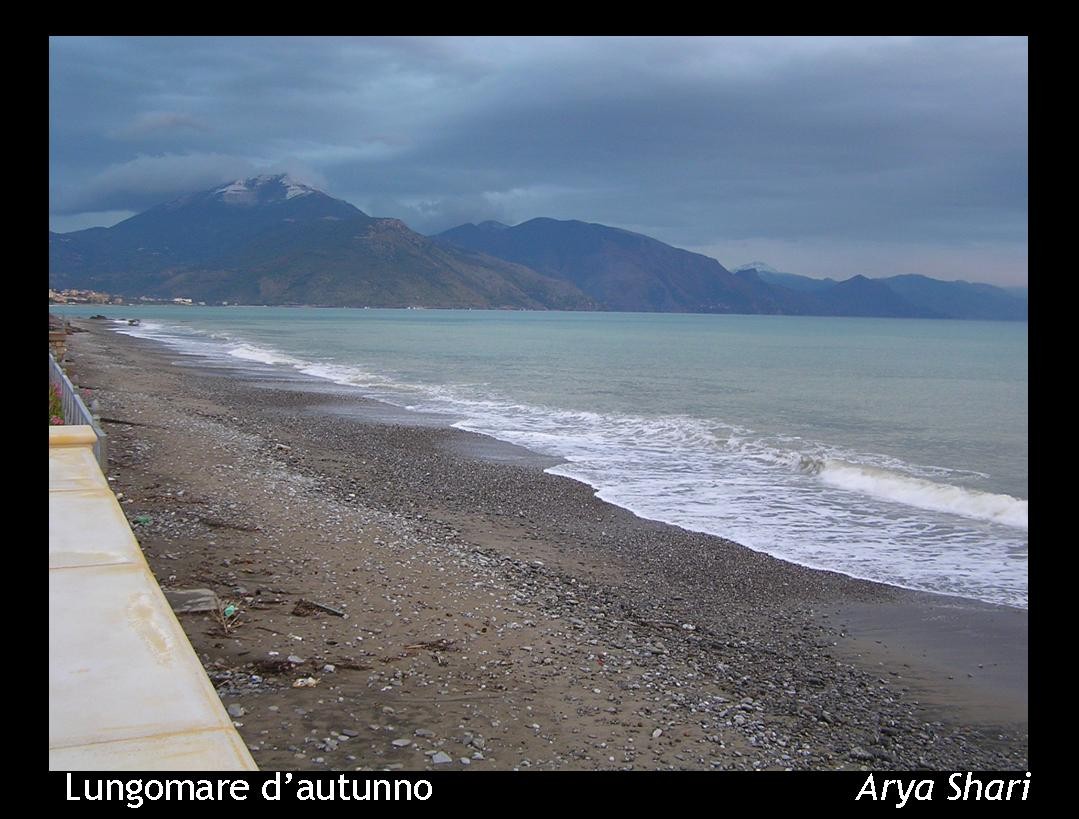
[49,36,1028,286]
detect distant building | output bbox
[50,288,111,304]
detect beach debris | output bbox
[404,638,457,653]
[133,514,152,526]
[164,588,221,614]
[227,704,246,718]
[292,598,346,617]
[213,600,243,635]
[292,676,320,688]
[329,659,370,672]
[651,729,663,739]
[252,657,294,674]
[198,516,260,532]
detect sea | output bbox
[53,305,1028,609]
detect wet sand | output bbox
[58,319,1028,770]
[825,596,1027,727]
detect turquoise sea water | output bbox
[54,305,1028,608]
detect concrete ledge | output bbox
[50,728,258,772]
[50,446,108,492]
[50,564,237,747]
[49,425,98,447]
[49,425,256,770]
[50,489,143,569]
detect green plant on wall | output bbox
[50,383,64,425]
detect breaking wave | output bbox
[810,460,1027,530]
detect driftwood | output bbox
[292,598,346,617]
[99,417,157,427]
[198,516,261,532]
[404,638,457,652]
[329,660,370,672]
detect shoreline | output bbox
[61,319,1028,770]
[107,316,1029,613]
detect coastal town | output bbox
[49,289,202,306]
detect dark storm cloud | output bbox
[49,36,1027,284]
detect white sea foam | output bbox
[816,461,1028,529]
[427,397,1028,607]
[227,344,305,367]
[113,320,167,337]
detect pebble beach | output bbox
[59,319,1028,771]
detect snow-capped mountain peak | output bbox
[214,173,318,203]
[733,261,780,274]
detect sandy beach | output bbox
[58,319,1028,771]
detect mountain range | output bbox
[49,175,1027,320]
[49,175,591,310]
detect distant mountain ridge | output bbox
[741,266,838,294]
[49,175,592,309]
[436,221,1026,320]
[745,267,1026,320]
[49,177,1026,319]
[436,218,797,314]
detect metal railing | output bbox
[49,352,107,469]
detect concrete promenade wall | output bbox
[49,425,257,770]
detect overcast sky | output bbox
[49,36,1028,286]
